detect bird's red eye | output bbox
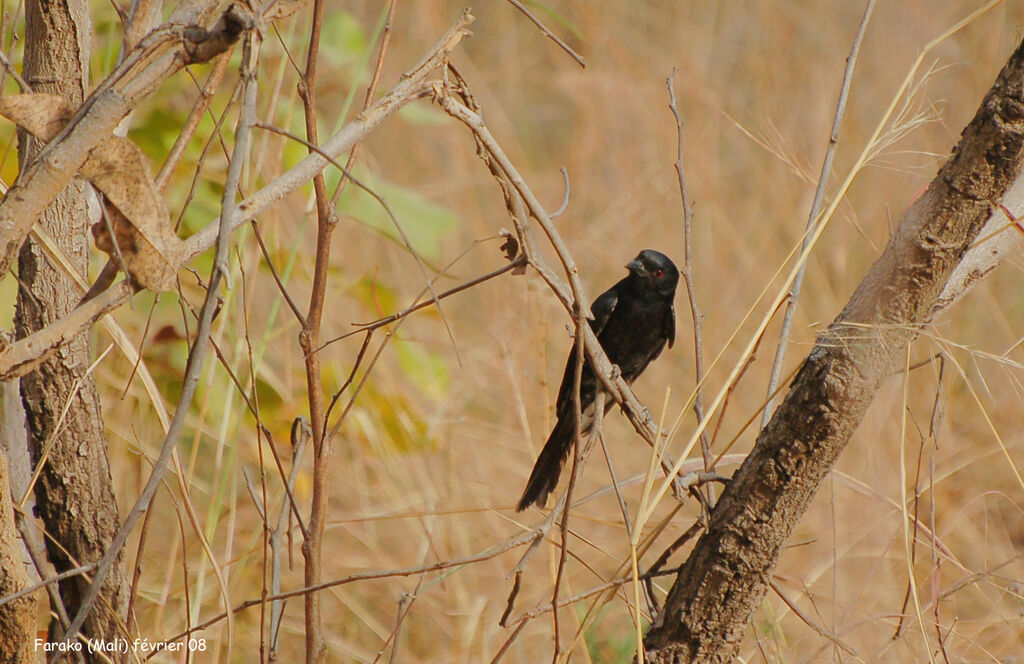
[653,269,664,278]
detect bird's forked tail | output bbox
[516,415,576,511]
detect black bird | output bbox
[517,249,679,511]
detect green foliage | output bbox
[129,105,189,158]
[335,172,457,262]
[92,13,122,79]
[320,11,368,68]
[394,337,450,400]
[582,606,640,662]
[345,381,433,454]
[349,275,400,316]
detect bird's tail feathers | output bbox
[516,415,576,511]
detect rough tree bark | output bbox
[0,443,33,664]
[13,0,129,648]
[644,39,1024,663]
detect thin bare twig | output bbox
[550,167,571,218]
[253,120,463,365]
[642,519,704,614]
[504,0,585,68]
[297,0,332,654]
[594,390,633,538]
[14,515,76,656]
[667,68,713,516]
[499,571,523,627]
[510,561,699,627]
[173,74,242,235]
[323,330,374,425]
[489,621,528,664]
[770,580,855,655]
[551,302,588,661]
[250,220,307,325]
[124,495,155,645]
[375,587,418,664]
[928,357,950,664]
[666,69,708,456]
[0,48,30,90]
[761,0,876,428]
[155,49,233,191]
[321,255,524,349]
[329,0,398,206]
[0,559,97,610]
[269,420,309,659]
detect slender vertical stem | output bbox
[297,0,331,661]
[551,303,587,662]
[330,0,397,206]
[667,70,711,479]
[761,0,876,429]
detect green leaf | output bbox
[337,173,457,261]
[394,338,450,400]
[321,11,368,68]
[349,276,400,317]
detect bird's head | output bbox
[625,249,679,297]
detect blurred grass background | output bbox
[3,0,1024,661]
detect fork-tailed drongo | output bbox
[516,249,679,511]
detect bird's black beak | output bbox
[626,259,645,275]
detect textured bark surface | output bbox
[644,39,1024,663]
[14,0,128,647]
[0,447,34,664]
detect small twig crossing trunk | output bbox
[644,38,1024,663]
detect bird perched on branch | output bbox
[517,249,679,511]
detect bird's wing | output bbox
[588,285,619,336]
[666,303,676,349]
[551,284,619,414]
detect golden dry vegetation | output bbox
[5,0,1024,662]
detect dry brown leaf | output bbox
[0,93,75,142]
[0,93,183,292]
[84,138,184,292]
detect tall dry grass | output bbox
[21,0,1024,661]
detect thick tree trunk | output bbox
[14,0,129,648]
[0,441,34,664]
[644,39,1024,663]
